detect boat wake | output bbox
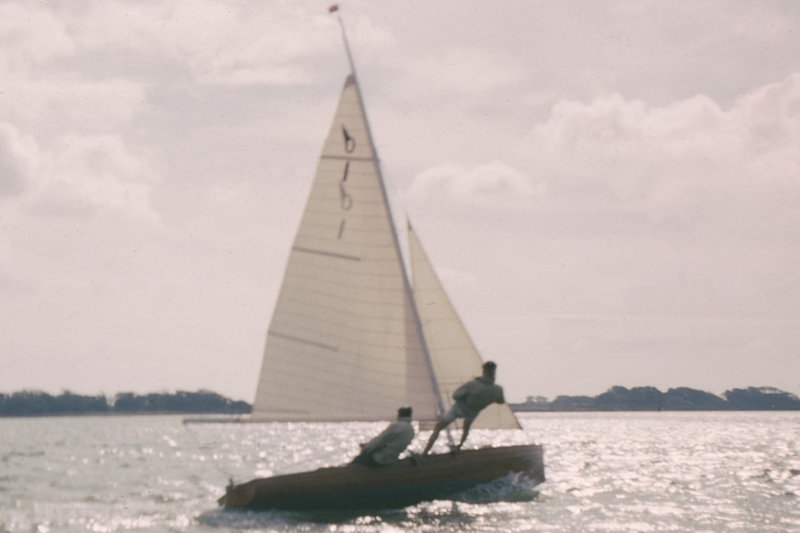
[452,472,541,504]
[197,508,296,530]
[199,506,406,528]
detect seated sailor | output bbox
[351,406,414,466]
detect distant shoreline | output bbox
[2,386,799,418]
[0,390,250,418]
[510,386,800,412]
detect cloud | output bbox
[525,73,800,228]
[55,0,342,86]
[0,1,348,88]
[1,79,146,138]
[0,123,36,198]
[406,161,546,209]
[400,73,798,237]
[0,3,74,73]
[0,124,157,220]
[404,73,800,326]
[393,46,528,101]
[26,134,159,221]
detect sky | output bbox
[1,1,799,403]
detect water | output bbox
[1,412,798,532]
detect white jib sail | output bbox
[408,222,521,430]
[251,76,440,422]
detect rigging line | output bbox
[182,421,235,484]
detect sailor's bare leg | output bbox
[422,420,447,455]
[455,418,473,450]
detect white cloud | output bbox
[0,126,158,221]
[525,73,800,228]
[0,3,74,73]
[406,161,546,209]
[0,79,146,138]
[26,133,159,221]
[393,46,528,100]
[0,123,36,197]
[0,1,348,88]
[404,73,800,328]
[58,0,342,86]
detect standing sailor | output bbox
[422,361,506,455]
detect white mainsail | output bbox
[251,75,441,422]
[408,223,521,430]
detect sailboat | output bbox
[218,16,544,512]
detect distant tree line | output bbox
[512,386,800,412]
[0,390,252,417]
[4,386,798,416]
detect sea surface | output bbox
[1,412,798,532]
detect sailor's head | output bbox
[482,361,497,379]
[397,406,412,420]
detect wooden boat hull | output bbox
[219,444,544,511]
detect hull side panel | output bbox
[221,444,544,511]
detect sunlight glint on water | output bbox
[0,412,798,532]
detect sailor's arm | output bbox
[495,385,506,404]
[452,381,473,401]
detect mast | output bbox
[335,12,358,81]
[332,10,452,440]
